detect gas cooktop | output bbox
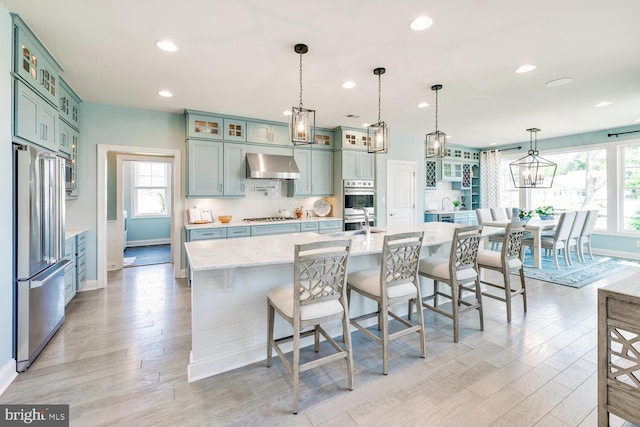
[242,217,298,223]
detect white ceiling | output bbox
[3,0,640,148]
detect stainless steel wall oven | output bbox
[343,179,375,231]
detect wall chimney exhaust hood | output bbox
[246,153,300,179]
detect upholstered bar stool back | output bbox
[266,239,353,414]
[415,225,483,342]
[477,225,527,323]
[347,232,426,375]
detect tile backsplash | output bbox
[187,179,337,223]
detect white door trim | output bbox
[97,144,183,289]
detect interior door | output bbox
[387,160,416,227]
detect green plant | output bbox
[518,209,534,219]
[452,200,461,207]
[535,205,554,216]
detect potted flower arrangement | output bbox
[536,206,555,220]
[452,200,461,211]
[518,209,534,223]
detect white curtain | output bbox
[480,150,502,208]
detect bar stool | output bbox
[477,224,527,323]
[413,225,483,343]
[266,239,353,414]
[347,232,425,375]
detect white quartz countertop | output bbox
[184,222,458,271]
[184,217,342,230]
[424,210,474,215]
[65,227,88,239]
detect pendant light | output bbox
[290,43,315,145]
[425,84,447,158]
[509,128,557,188]
[367,67,390,154]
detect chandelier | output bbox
[290,43,315,145]
[425,84,447,158]
[367,67,390,154]
[509,128,557,188]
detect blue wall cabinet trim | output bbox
[187,139,224,197]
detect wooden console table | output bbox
[598,275,640,426]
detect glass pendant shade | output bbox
[290,43,315,145]
[291,106,315,144]
[425,84,447,158]
[367,67,389,154]
[509,128,557,188]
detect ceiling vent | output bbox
[345,114,360,118]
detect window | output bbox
[622,145,640,232]
[500,148,607,228]
[132,161,170,217]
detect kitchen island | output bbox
[184,222,459,382]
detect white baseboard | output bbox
[125,238,170,248]
[0,358,17,396]
[592,248,640,261]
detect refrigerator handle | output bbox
[56,156,65,261]
[41,155,52,263]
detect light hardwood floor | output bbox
[1,262,638,426]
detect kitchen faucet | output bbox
[357,207,371,237]
[441,197,451,211]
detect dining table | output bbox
[482,219,558,268]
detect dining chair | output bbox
[347,232,425,375]
[412,225,483,343]
[579,209,599,260]
[476,208,503,250]
[491,207,509,221]
[566,210,588,263]
[523,211,576,269]
[477,225,527,323]
[267,239,353,414]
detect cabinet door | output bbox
[40,102,58,151]
[15,81,41,144]
[312,150,333,195]
[314,129,333,149]
[461,163,472,189]
[187,113,224,140]
[291,148,312,196]
[247,121,271,143]
[425,160,438,189]
[442,161,461,181]
[223,118,246,142]
[187,140,223,197]
[223,143,246,196]
[341,150,359,180]
[358,151,375,180]
[59,120,71,155]
[271,123,290,146]
[251,223,301,236]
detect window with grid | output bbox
[132,161,170,217]
[622,145,640,232]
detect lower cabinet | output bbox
[250,223,301,236]
[76,231,87,290]
[317,220,342,234]
[185,220,344,242]
[64,237,76,306]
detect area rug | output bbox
[516,253,640,288]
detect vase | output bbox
[540,214,554,220]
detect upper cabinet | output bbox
[314,129,334,149]
[335,127,371,151]
[12,15,62,107]
[59,78,81,130]
[223,118,246,142]
[287,148,333,197]
[187,139,224,197]
[187,113,224,140]
[425,160,438,190]
[342,150,374,180]
[247,121,290,145]
[15,80,58,152]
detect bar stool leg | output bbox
[292,324,301,414]
[266,301,275,367]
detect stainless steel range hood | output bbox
[246,153,300,179]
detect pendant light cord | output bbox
[434,88,439,133]
[298,53,304,109]
[377,73,382,123]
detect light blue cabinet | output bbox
[317,220,343,234]
[251,223,301,236]
[311,149,333,195]
[59,77,81,130]
[223,118,247,142]
[301,221,319,232]
[59,120,73,155]
[75,231,87,290]
[288,148,312,196]
[15,80,58,151]
[247,121,290,145]
[342,150,374,180]
[187,139,223,197]
[227,226,251,238]
[223,143,246,196]
[314,129,334,149]
[63,236,76,306]
[189,228,227,241]
[187,112,224,140]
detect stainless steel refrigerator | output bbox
[13,143,69,372]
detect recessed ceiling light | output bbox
[158,90,173,98]
[155,40,178,52]
[282,110,292,116]
[417,102,429,108]
[410,16,433,31]
[594,101,612,107]
[490,143,497,146]
[546,77,574,87]
[361,123,370,128]
[515,64,537,74]
[446,135,452,139]
[341,81,356,89]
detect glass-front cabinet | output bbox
[187,113,224,140]
[441,161,463,181]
